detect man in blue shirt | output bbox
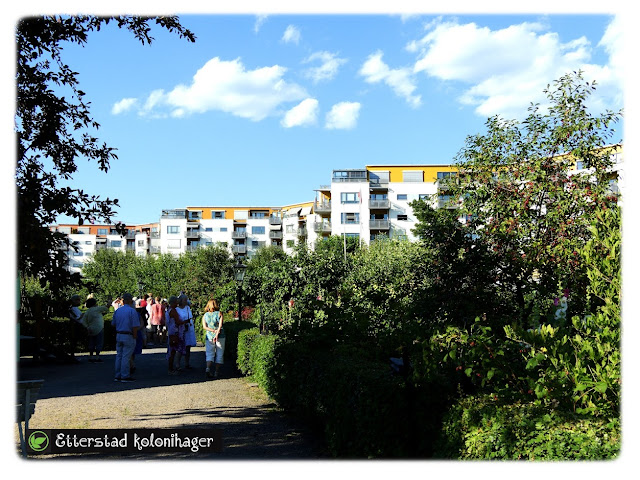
[112,293,139,382]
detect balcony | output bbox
[125,244,136,251]
[185,244,200,252]
[231,231,247,239]
[369,199,390,209]
[314,201,332,214]
[269,231,283,239]
[161,209,187,219]
[313,222,332,233]
[184,230,201,239]
[298,227,308,237]
[369,219,390,230]
[150,232,160,239]
[232,245,247,254]
[125,231,137,239]
[149,246,161,254]
[95,243,107,250]
[269,216,282,225]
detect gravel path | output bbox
[16,346,327,459]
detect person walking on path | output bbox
[67,294,84,363]
[150,296,164,345]
[81,297,109,362]
[112,293,139,382]
[166,296,185,375]
[177,294,196,370]
[202,299,225,379]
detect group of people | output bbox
[68,291,225,383]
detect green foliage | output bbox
[450,71,622,323]
[16,15,195,290]
[435,395,620,459]
[236,328,260,375]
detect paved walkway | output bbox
[16,346,327,459]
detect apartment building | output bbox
[51,144,623,271]
[311,165,458,246]
[51,223,160,274]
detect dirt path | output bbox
[16,346,327,459]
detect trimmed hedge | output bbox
[236,334,419,457]
[434,394,621,460]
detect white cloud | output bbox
[303,51,347,83]
[254,14,268,33]
[281,98,319,128]
[134,57,307,122]
[282,25,301,45]
[111,97,138,115]
[325,102,361,130]
[359,51,422,108]
[409,17,623,118]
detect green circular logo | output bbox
[28,431,49,452]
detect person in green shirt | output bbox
[82,297,110,363]
[202,299,225,379]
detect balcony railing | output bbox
[95,243,107,250]
[161,209,187,219]
[369,219,390,230]
[231,231,247,239]
[232,245,247,254]
[149,246,161,254]
[185,245,199,252]
[184,231,201,239]
[269,217,282,225]
[125,244,136,251]
[369,199,390,209]
[314,201,332,214]
[269,231,283,239]
[297,227,308,237]
[313,222,332,233]
[150,232,160,239]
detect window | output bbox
[397,214,408,221]
[341,213,360,224]
[84,241,92,245]
[72,251,83,256]
[205,228,213,232]
[251,240,266,248]
[110,240,122,248]
[97,228,108,235]
[72,263,83,268]
[403,170,423,182]
[220,227,228,232]
[188,211,202,220]
[213,211,225,219]
[167,239,181,250]
[250,211,267,219]
[84,252,91,257]
[151,227,158,233]
[286,225,295,234]
[286,240,295,248]
[137,240,145,247]
[252,226,265,235]
[342,233,359,239]
[437,171,457,180]
[167,225,180,234]
[576,161,584,170]
[370,193,387,200]
[418,194,429,200]
[340,192,359,204]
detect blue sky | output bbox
[13,6,628,226]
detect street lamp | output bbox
[233,258,247,320]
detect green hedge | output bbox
[236,334,419,457]
[434,394,621,460]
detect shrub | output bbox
[435,394,620,459]
[236,328,260,374]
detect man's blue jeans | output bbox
[115,333,135,379]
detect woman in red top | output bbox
[150,296,164,345]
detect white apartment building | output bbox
[52,144,623,270]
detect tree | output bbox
[448,71,622,324]
[16,15,195,292]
